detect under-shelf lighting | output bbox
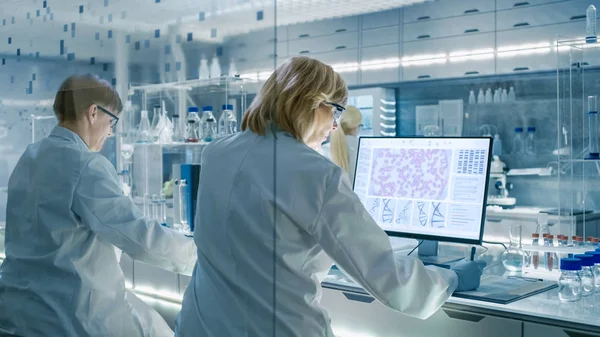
[332,62,360,73]
[361,57,401,70]
[402,53,447,66]
[497,42,551,57]
[448,48,494,62]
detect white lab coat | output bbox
[176,127,458,337]
[0,126,196,337]
[320,134,359,185]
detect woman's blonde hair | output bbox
[330,105,362,173]
[241,56,347,141]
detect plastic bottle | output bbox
[558,258,582,302]
[485,88,493,103]
[468,90,476,104]
[501,88,508,102]
[512,127,525,154]
[199,55,210,80]
[136,110,152,143]
[574,254,595,296]
[525,127,536,154]
[587,5,597,43]
[210,55,221,79]
[492,133,503,156]
[201,105,217,142]
[477,88,485,104]
[228,57,238,78]
[493,88,501,103]
[508,86,516,101]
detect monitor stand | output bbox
[417,241,463,269]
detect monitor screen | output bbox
[352,137,492,245]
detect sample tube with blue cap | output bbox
[574,254,595,297]
[558,258,582,302]
[587,95,599,159]
[587,5,597,43]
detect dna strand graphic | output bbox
[381,199,394,224]
[430,202,445,228]
[368,199,380,218]
[417,202,427,226]
[395,201,412,225]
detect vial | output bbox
[574,254,595,296]
[545,235,556,271]
[531,233,540,270]
[585,251,600,292]
[558,258,582,302]
[587,96,599,159]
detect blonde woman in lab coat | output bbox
[176,56,485,337]
[327,105,362,184]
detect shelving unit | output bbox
[555,36,599,245]
[123,76,257,200]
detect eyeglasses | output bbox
[324,101,346,120]
[97,105,119,128]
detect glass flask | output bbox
[502,224,525,271]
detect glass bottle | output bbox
[558,258,582,302]
[512,127,525,154]
[187,106,202,140]
[508,86,516,101]
[186,120,199,143]
[136,110,152,143]
[502,224,524,271]
[585,251,600,292]
[574,254,595,296]
[525,127,536,154]
[201,105,217,142]
[172,114,184,142]
[150,104,161,142]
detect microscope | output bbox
[487,156,517,208]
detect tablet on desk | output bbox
[453,275,557,304]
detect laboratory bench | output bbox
[1,224,600,337]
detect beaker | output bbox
[502,224,524,271]
[179,179,191,235]
[587,95,599,159]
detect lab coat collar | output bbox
[50,126,91,152]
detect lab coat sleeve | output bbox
[312,169,458,320]
[72,155,197,276]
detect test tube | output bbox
[151,194,159,221]
[546,235,555,271]
[179,179,189,233]
[160,193,167,227]
[588,95,599,159]
[532,233,540,270]
[143,193,150,217]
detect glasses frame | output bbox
[97,105,119,128]
[324,101,346,120]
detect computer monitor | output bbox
[353,137,492,246]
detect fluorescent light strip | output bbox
[380,115,396,121]
[380,99,396,106]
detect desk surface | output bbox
[1,225,599,331]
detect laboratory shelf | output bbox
[130,76,257,94]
